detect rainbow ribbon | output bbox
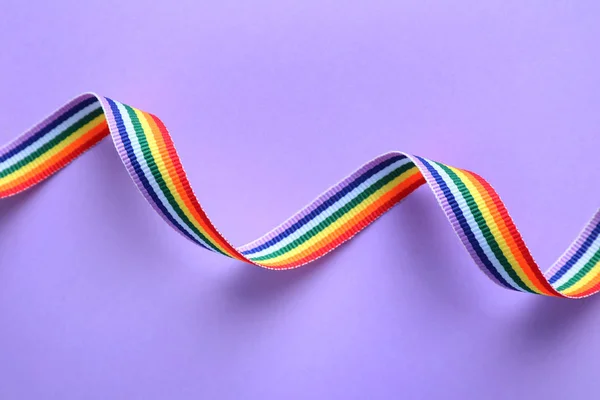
[2,93,599,298]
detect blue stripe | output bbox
[415,156,516,290]
[1,96,98,163]
[241,154,407,255]
[106,98,209,250]
[549,220,600,284]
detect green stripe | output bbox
[249,163,417,262]
[556,248,600,291]
[436,163,536,294]
[124,106,228,256]
[0,108,104,179]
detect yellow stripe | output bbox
[133,109,230,255]
[559,258,600,296]
[0,115,106,186]
[253,168,420,266]
[448,166,540,293]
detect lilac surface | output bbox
[1,1,600,399]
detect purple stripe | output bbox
[544,209,600,279]
[99,96,192,243]
[237,152,401,252]
[409,155,507,288]
[0,94,95,156]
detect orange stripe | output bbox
[562,265,600,297]
[568,274,600,298]
[461,170,557,296]
[467,171,561,297]
[0,122,109,196]
[146,113,245,260]
[267,172,426,269]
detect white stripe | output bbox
[246,157,413,259]
[115,102,215,251]
[429,162,522,290]
[551,230,600,287]
[0,102,102,171]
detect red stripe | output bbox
[147,113,245,259]
[270,175,426,269]
[0,123,109,197]
[467,171,560,297]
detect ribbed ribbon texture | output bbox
[2,93,599,298]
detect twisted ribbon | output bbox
[2,94,599,298]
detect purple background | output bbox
[1,1,600,399]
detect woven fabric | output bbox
[2,93,599,298]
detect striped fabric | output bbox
[2,93,599,298]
